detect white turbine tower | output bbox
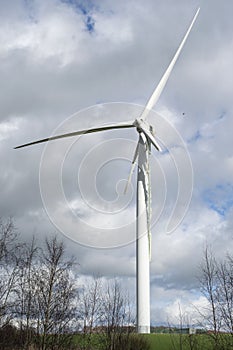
[15,9,199,334]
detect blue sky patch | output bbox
[85,15,95,32]
[203,183,233,216]
[60,0,95,33]
[188,130,201,144]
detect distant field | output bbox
[145,333,211,350]
[146,334,193,350]
[145,333,233,350]
[73,332,233,350]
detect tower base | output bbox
[137,325,150,334]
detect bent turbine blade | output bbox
[124,141,139,194]
[140,126,162,152]
[140,8,200,121]
[14,122,135,149]
[134,119,162,151]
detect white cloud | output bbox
[164,295,208,326]
[0,1,91,66]
[0,118,22,141]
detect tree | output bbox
[216,255,233,335]
[100,279,135,350]
[199,247,233,349]
[0,218,19,328]
[0,218,17,261]
[199,248,220,334]
[78,277,135,350]
[15,237,39,349]
[34,236,77,350]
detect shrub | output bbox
[113,332,150,350]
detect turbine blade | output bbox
[140,126,162,152]
[140,8,200,120]
[14,122,135,149]
[124,141,139,194]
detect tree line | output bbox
[0,218,150,350]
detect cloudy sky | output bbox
[1,0,233,326]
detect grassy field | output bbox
[145,333,206,350]
[145,333,233,350]
[73,332,233,350]
[146,333,177,350]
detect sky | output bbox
[1,0,233,326]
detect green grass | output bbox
[145,333,233,350]
[72,333,204,350]
[146,334,206,350]
[72,332,233,350]
[149,334,217,350]
[145,333,174,350]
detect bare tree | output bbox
[216,256,233,335]
[100,279,135,350]
[199,247,233,349]
[0,223,79,349]
[199,248,221,334]
[0,218,17,261]
[33,236,77,350]
[15,237,39,349]
[0,218,19,328]
[78,277,135,350]
[77,277,104,349]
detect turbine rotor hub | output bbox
[133,118,155,136]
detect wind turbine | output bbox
[15,9,199,334]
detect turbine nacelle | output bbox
[133,118,153,134]
[133,118,162,152]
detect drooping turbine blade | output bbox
[139,125,162,152]
[14,122,135,149]
[124,141,139,194]
[140,8,200,121]
[147,161,152,261]
[133,119,162,152]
